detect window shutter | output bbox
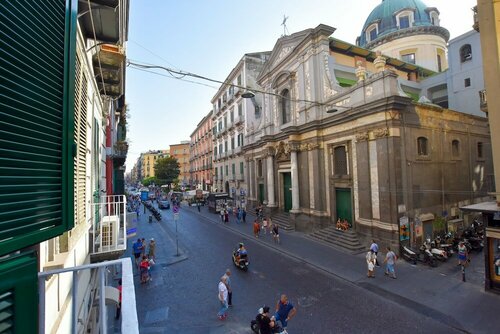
[0,252,38,333]
[0,0,77,255]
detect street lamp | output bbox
[326,105,352,114]
[241,90,261,116]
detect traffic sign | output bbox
[173,205,180,214]
[174,212,179,221]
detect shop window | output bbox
[452,140,460,158]
[460,44,472,62]
[281,89,291,124]
[417,137,428,156]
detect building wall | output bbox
[141,150,169,179]
[170,143,190,185]
[190,112,213,190]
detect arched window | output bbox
[417,137,428,156]
[460,44,472,62]
[451,140,460,157]
[366,23,378,42]
[281,89,291,124]
[430,12,439,26]
[396,11,414,29]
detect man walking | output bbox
[223,269,232,307]
[383,246,398,279]
[217,276,229,320]
[275,294,296,330]
[132,238,142,267]
[370,239,380,266]
[242,208,247,223]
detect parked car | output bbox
[158,200,170,210]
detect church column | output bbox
[290,146,300,213]
[266,149,276,207]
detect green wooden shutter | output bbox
[0,252,38,334]
[0,0,77,256]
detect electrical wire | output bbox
[126,60,326,107]
[128,66,221,90]
[87,0,107,96]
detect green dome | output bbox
[358,0,441,48]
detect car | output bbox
[158,200,170,210]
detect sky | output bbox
[125,0,478,172]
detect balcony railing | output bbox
[90,195,127,261]
[479,89,487,112]
[38,258,138,334]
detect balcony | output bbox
[90,195,127,263]
[479,89,487,113]
[234,146,242,155]
[38,258,138,334]
[93,44,125,98]
[111,141,128,166]
[237,173,245,181]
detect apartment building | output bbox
[211,52,270,206]
[189,111,213,191]
[170,141,191,187]
[141,150,170,179]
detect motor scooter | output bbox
[418,244,438,267]
[400,245,418,265]
[232,249,249,271]
[251,308,287,334]
[425,238,447,261]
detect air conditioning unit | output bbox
[100,215,120,251]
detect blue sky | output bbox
[125,0,477,172]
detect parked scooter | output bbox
[434,235,454,257]
[425,238,448,262]
[400,245,418,265]
[418,244,438,267]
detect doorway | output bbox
[335,188,352,225]
[258,183,265,205]
[283,172,292,212]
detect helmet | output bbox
[239,242,244,248]
[262,306,270,313]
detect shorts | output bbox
[386,263,395,273]
[458,254,467,261]
[134,253,141,259]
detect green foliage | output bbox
[154,157,180,186]
[433,216,446,232]
[141,176,157,187]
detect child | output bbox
[140,255,151,283]
[262,218,268,234]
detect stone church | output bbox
[242,0,493,248]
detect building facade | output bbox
[140,150,170,179]
[189,111,213,190]
[170,142,190,187]
[211,52,270,205]
[243,19,493,248]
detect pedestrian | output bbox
[262,217,268,234]
[267,217,273,234]
[140,238,146,257]
[242,208,247,223]
[132,238,142,267]
[457,241,468,266]
[224,209,229,224]
[383,246,397,279]
[272,223,280,244]
[224,269,232,307]
[115,279,122,319]
[140,255,151,283]
[366,249,376,278]
[274,294,296,330]
[253,219,261,238]
[217,276,229,320]
[148,238,156,262]
[136,207,140,218]
[237,207,242,224]
[370,239,380,266]
[197,201,201,212]
[220,207,225,223]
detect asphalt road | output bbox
[131,204,462,334]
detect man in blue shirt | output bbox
[275,294,296,329]
[370,239,380,266]
[132,238,142,267]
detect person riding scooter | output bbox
[235,243,247,262]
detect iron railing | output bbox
[91,195,127,255]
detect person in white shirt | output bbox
[217,276,229,320]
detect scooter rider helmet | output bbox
[239,242,244,248]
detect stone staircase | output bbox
[269,212,294,231]
[307,225,366,254]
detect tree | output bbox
[141,176,158,187]
[154,157,180,189]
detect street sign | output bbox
[174,212,179,221]
[173,205,179,214]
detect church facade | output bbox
[241,1,493,247]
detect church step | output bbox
[307,226,366,253]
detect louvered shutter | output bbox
[0,0,77,256]
[0,252,37,333]
[74,53,87,227]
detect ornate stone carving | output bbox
[372,127,390,138]
[304,61,311,101]
[373,51,386,73]
[299,143,320,151]
[274,141,291,161]
[275,46,294,65]
[355,60,367,82]
[265,146,275,157]
[356,132,369,142]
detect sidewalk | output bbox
[187,204,499,334]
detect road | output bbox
[129,203,462,334]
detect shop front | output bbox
[461,201,500,294]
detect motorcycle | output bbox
[232,249,249,271]
[418,244,438,267]
[400,245,418,265]
[434,236,454,257]
[251,308,287,334]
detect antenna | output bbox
[281,15,289,36]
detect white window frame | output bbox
[430,11,439,26]
[396,10,414,29]
[365,23,378,42]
